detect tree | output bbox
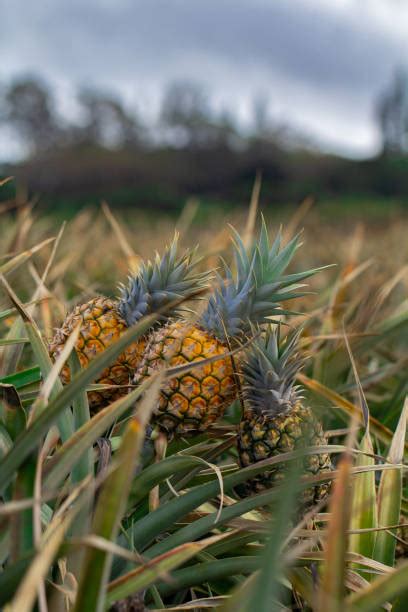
[76,88,142,149]
[376,69,408,154]
[0,76,62,154]
[160,80,235,149]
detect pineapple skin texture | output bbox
[134,321,236,435]
[49,296,145,413]
[237,403,332,508]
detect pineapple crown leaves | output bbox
[200,217,326,341]
[200,260,255,339]
[241,325,306,418]
[117,232,209,326]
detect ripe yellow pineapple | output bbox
[134,219,324,437]
[49,235,208,413]
[237,327,332,508]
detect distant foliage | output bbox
[376,69,408,154]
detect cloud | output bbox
[1,0,408,157]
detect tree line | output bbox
[1,70,407,160]
[0,76,283,158]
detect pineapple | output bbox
[237,327,332,508]
[134,219,323,437]
[49,235,208,413]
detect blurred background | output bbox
[1,0,408,220]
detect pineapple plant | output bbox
[49,234,208,412]
[237,326,332,508]
[2,183,408,612]
[134,220,323,437]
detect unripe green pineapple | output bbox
[134,219,325,437]
[237,327,332,508]
[49,234,208,413]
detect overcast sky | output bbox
[1,0,408,160]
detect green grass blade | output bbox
[0,338,29,346]
[0,312,158,493]
[156,557,260,599]
[0,367,42,390]
[345,562,408,612]
[66,348,93,572]
[0,317,26,376]
[218,574,258,612]
[0,555,34,607]
[1,383,26,440]
[0,237,55,276]
[130,455,233,507]
[134,455,338,562]
[349,431,377,563]
[25,319,74,440]
[5,507,75,612]
[9,459,36,563]
[373,398,407,567]
[0,307,15,322]
[106,535,229,609]
[44,376,157,491]
[249,462,300,612]
[73,373,163,612]
[298,373,403,452]
[317,451,353,612]
[0,274,73,441]
[0,423,13,459]
[69,349,92,486]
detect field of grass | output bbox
[0,180,407,611]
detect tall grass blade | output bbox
[344,329,377,565]
[298,373,403,451]
[0,237,55,276]
[348,431,377,564]
[345,561,408,612]
[4,510,75,612]
[249,462,300,611]
[156,557,260,599]
[0,367,41,390]
[106,535,230,609]
[44,376,157,491]
[0,311,158,492]
[66,348,93,574]
[134,450,340,561]
[9,459,36,563]
[0,274,73,441]
[73,373,163,612]
[68,348,92,485]
[317,450,353,612]
[373,397,407,567]
[1,383,26,440]
[0,423,13,458]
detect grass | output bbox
[0,183,407,611]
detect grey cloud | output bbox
[3,1,403,89]
[1,0,407,155]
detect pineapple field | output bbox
[0,178,407,612]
